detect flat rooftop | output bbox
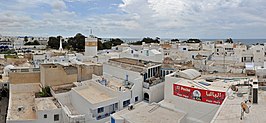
[171,72,250,92]
[92,75,131,92]
[51,83,76,94]
[112,102,186,123]
[7,92,37,120]
[35,97,60,110]
[73,82,116,104]
[173,77,234,92]
[109,58,160,67]
[212,90,266,123]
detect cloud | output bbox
[117,0,266,38]
[1,0,266,38]
[51,0,67,10]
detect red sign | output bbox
[173,83,226,105]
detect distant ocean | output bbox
[116,38,266,45]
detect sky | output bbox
[0,0,266,39]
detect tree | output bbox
[74,33,85,52]
[48,36,61,49]
[171,39,179,42]
[24,36,28,42]
[185,39,201,43]
[131,37,160,45]
[97,40,104,50]
[96,38,124,50]
[103,41,112,49]
[225,38,233,43]
[24,40,40,45]
[109,38,124,46]
[67,33,86,52]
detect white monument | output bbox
[59,38,63,51]
[85,35,97,57]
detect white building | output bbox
[111,69,239,123]
[104,58,164,103]
[6,83,63,123]
[256,62,266,88]
[120,47,163,63]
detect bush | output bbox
[24,40,40,45]
[37,86,51,97]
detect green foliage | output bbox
[24,40,40,45]
[100,38,124,50]
[24,36,28,42]
[38,86,51,97]
[225,38,233,43]
[48,36,61,49]
[109,38,124,46]
[184,39,201,43]
[171,39,179,42]
[131,37,160,45]
[103,41,112,49]
[97,40,104,50]
[67,33,85,52]
[47,34,124,51]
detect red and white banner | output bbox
[173,83,226,105]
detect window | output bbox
[135,96,139,102]
[123,100,130,107]
[44,114,47,118]
[183,48,187,51]
[98,107,104,113]
[166,71,169,75]
[257,50,260,52]
[54,114,59,121]
[144,73,147,81]
[115,103,118,109]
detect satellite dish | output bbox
[241,102,250,114]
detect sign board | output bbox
[173,83,226,105]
